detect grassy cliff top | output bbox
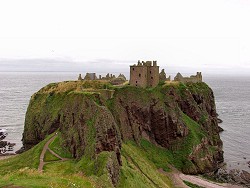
[36,80,114,94]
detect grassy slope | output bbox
[118,113,206,187]
[49,132,72,159]
[0,81,215,187]
[0,134,54,175]
[43,149,60,162]
[0,134,95,187]
[118,142,173,188]
[0,134,174,188]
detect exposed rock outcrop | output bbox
[22,81,224,186]
[109,82,223,174]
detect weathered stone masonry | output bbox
[129,60,159,88]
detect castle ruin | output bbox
[174,72,202,83]
[78,60,202,87]
[129,60,159,88]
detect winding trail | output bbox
[37,135,243,187]
[38,134,69,172]
[161,165,243,188]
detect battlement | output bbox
[132,60,158,67]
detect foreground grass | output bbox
[0,168,94,188]
[0,134,96,187]
[118,142,173,188]
[0,134,54,175]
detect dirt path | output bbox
[0,155,15,161]
[159,168,189,188]
[38,134,68,172]
[160,165,243,188]
[179,174,243,188]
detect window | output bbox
[133,68,135,71]
[139,73,141,77]
[151,77,153,79]
[150,71,152,74]
[136,81,138,83]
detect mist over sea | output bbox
[0,72,249,172]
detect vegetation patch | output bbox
[183,180,205,188]
[118,142,172,188]
[140,139,173,172]
[44,150,60,162]
[0,134,54,175]
[169,114,206,171]
[49,132,72,159]
[0,168,94,188]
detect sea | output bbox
[0,72,249,172]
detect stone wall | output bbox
[130,65,148,87]
[174,72,202,83]
[147,65,159,87]
[130,60,159,88]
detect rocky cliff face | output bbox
[109,83,223,174]
[22,81,224,186]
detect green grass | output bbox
[140,140,173,172]
[0,134,96,187]
[44,160,77,174]
[49,133,72,159]
[44,150,60,162]
[0,168,94,188]
[0,134,54,175]
[183,180,205,188]
[169,114,206,171]
[118,142,173,188]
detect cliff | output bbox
[22,80,223,186]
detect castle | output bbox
[78,60,202,88]
[129,60,202,87]
[129,60,159,87]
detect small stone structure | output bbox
[110,75,127,85]
[78,74,83,81]
[174,72,202,83]
[159,69,171,82]
[84,73,97,80]
[79,72,127,85]
[130,60,159,88]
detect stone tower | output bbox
[130,60,159,88]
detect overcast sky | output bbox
[0,0,250,75]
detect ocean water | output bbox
[0,72,249,172]
[205,76,250,172]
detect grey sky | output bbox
[0,0,250,75]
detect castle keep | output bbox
[130,60,159,88]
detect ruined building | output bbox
[130,60,159,88]
[174,72,202,83]
[159,69,171,82]
[84,73,97,80]
[78,74,83,81]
